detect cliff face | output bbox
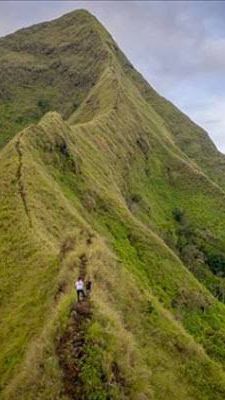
[1,9,225,400]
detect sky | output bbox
[0,1,224,152]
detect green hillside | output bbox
[1,9,225,400]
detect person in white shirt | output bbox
[75,276,85,302]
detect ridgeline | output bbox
[1,9,225,400]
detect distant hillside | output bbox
[1,9,225,400]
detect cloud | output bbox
[184,96,225,152]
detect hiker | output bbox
[75,276,85,302]
[86,278,92,297]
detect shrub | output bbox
[206,252,225,277]
[172,208,185,223]
[180,244,205,266]
[37,99,50,113]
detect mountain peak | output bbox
[55,8,97,21]
[2,9,225,400]
[0,8,98,40]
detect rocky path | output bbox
[56,248,92,399]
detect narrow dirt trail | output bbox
[56,239,92,399]
[15,135,32,227]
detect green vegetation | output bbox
[1,8,225,400]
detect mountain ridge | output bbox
[1,9,225,400]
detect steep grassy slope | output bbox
[118,53,225,190]
[0,10,108,148]
[2,8,225,192]
[2,111,225,400]
[1,9,225,400]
